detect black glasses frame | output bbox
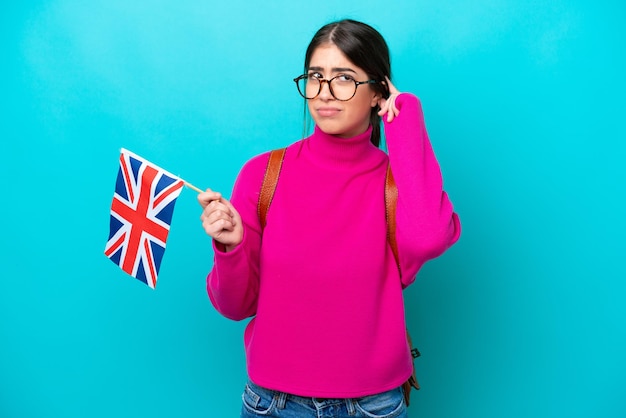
[293,74,378,101]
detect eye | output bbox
[335,74,355,84]
[307,72,323,80]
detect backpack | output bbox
[257,148,421,405]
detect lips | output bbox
[316,107,341,117]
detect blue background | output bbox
[1,1,624,417]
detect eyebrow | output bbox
[308,66,357,74]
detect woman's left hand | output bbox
[377,76,401,123]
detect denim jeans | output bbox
[240,380,408,418]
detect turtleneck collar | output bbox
[303,125,383,170]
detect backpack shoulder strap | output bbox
[385,164,401,277]
[386,164,420,402]
[258,148,286,230]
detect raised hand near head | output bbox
[378,76,402,123]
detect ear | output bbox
[370,90,381,107]
[380,78,391,98]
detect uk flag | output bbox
[104,149,184,288]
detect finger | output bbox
[211,217,235,232]
[202,201,243,246]
[222,199,242,226]
[377,99,388,116]
[202,201,233,223]
[378,93,394,115]
[209,201,237,229]
[386,94,400,122]
[197,188,222,208]
[202,213,235,236]
[385,76,400,95]
[379,99,393,121]
[202,212,240,245]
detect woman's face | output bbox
[307,43,380,138]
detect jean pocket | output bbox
[241,383,278,416]
[354,387,406,418]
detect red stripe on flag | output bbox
[153,180,184,209]
[104,232,126,257]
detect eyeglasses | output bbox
[293,73,378,101]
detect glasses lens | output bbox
[297,76,319,99]
[329,77,357,101]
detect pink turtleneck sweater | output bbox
[207,93,460,398]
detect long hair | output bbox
[304,19,391,147]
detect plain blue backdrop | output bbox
[1,1,624,417]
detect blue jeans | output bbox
[240,380,408,418]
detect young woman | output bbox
[198,19,461,418]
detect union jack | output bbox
[104,148,184,288]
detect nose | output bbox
[318,79,334,100]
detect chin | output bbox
[320,124,367,139]
[318,126,344,136]
[315,120,351,137]
[314,120,337,133]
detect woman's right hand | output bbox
[198,189,243,250]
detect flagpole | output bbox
[184,182,204,194]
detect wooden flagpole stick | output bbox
[184,181,204,194]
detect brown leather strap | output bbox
[258,148,286,230]
[385,164,400,277]
[386,164,421,402]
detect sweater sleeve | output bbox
[206,153,269,321]
[384,93,461,287]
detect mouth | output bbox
[316,107,341,117]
